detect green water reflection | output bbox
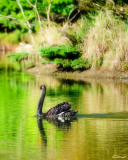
[0,71,128,160]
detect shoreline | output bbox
[24,64,128,80]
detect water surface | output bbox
[0,71,128,160]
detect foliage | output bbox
[0,0,128,32]
[0,55,21,71]
[0,0,76,31]
[66,16,94,45]
[6,52,29,61]
[0,29,31,44]
[40,45,79,59]
[0,30,20,44]
[77,0,128,11]
[114,0,128,5]
[40,45,91,70]
[53,57,91,70]
[76,0,128,23]
[35,15,94,47]
[71,57,91,69]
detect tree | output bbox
[0,0,76,32]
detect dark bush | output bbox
[40,45,80,59]
[40,45,91,70]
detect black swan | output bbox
[37,85,78,117]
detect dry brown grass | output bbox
[83,10,128,71]
[35,25,70,47]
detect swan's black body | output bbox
[37,85,77,117]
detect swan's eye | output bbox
[39,85,45,90]
[39,85,42,91]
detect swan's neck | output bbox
[37,87,46,116]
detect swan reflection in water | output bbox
[37,116,77,148]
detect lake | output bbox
[0,66,128,159]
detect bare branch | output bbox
[0,14,39,29]
[68,10,80,23]
[65,8,80,26]
[0,14,29,28]
[16,0,35,45]
[27,0,35,8]
[42,0,48,11]
[26,0,42,31]
[44,0,52,28]
[16,0,31,29]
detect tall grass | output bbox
[83,10,128,70]
[36,25,69,47]
[35,18,93,47]
[65,16,94,45]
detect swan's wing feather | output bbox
[46,102,71,116]
[62,110,78,117]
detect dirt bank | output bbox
[24,63,128,80]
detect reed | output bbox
[35,25,69,47]
[83,10,128,71]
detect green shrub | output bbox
[40,45,79,59]
[67,16,94,45]
[54,58,72,68]
[53,57,91,70]
[40,45,91,70]
[71,57,91,70]
[6,52,29,61]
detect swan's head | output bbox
[39,85,46,91]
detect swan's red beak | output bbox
[39,88,41,92]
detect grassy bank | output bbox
[6,9,128,72]
[37,10,128,71]
[82,10,128,71]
